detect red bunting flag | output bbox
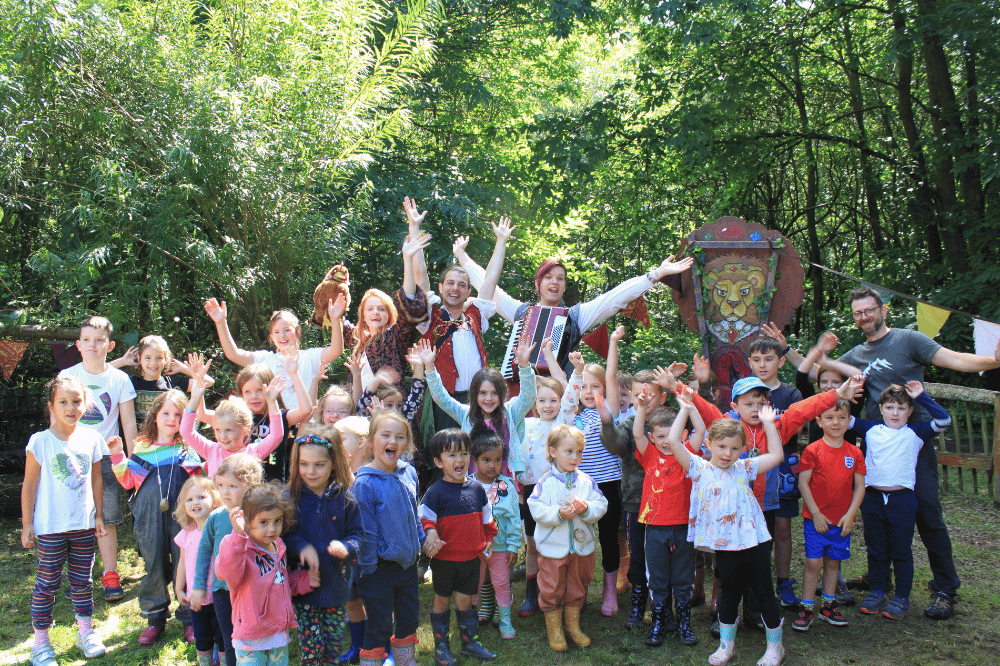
[583,324,610,360]
[0,340,29,380]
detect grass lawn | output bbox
[1,490,998,665]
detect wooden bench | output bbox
[924,383,998,507]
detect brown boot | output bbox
[543,609,567,652]
[564,606,591,647]
[617,531,631,593]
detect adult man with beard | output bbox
[828,286,1000,620]
[394,197,496,431]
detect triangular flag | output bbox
[916,302,950,339]
[973,318,1000,358]
[582,324,610,360]
[621,296,651,329]
[0,340,29,380]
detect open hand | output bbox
[759,322,786,348]
[229,508,246,534]
[204,298,227,324]
[692,353,710,384]
[838,375,866,402]
[491,217,516,242]
[654,365,678,393]
[328,293,347,321]
[417,338,437,369]
[452,236,470,260]
[515,339,536,368]
[758,404,778,424]
[816,330,839,355]
[403,196,428,230]
[402,231,432,259]
[654,254,695,279]
[904,380,924,399]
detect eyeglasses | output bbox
[323,408,352,418]
[851,306,881,320]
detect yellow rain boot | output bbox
[543,608,568,652]
[563,606,591,647]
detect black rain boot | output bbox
[663,589,677,632]
[646,601,668,647]
[625,583,648,631]
[518,576,539,617]
[430,611,458,666]
[457,609,497,661]
[676,597,698,646]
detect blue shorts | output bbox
[776,498,799,518]
[803,519,851,560]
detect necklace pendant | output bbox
[160,498,169,512]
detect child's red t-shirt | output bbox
[635,442,697,526]
[799,439,867,523]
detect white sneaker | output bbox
[30,645,57,666]
[75,631,107,658]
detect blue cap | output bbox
[731,376,770,398]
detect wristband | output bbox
[646,271,658,283]
[781,345,791,356]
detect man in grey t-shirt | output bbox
[830,287,1000,621]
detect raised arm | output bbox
[282,355,314,426]
[204,298,254,366]
[320,294,347,366]
[755,404,784,473]
[540,337,568,390]
[666,389,696,470]
[453,236,522,323]
[606,325,625,419]
[930,341,1000,373]
[402,231,432,298]
[479,217,515,302]
[576,255,695,333]
[632,391,656,456]
[403,196,432,294]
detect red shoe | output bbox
[138,625,164,645]
[184,624,196,644]
[101,570,124,603]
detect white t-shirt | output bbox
[60,363,137,443]
[251,347,324,410]
[26,428,108,535]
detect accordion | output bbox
[500,306,570,380]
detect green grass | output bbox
[2,491,999,665]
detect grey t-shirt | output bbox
[838,328,942,421]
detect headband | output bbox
[295,434,334,450]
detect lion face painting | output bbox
[702,254,768,345]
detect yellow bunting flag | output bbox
[916,302,950,339]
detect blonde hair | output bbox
[138,335,170,361]
[214,397,254,440]
[365,410,413,460]
[583,363,607,393]
[173,476,222,529]
[215,453,264,486]
[706,418,748,449]
[353,289,398,355]
[545,424,585,462]
[318,385,354,422]
[137,389,189,445]
[535,376,564,398]
[335,415,370,441]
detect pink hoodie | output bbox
[215,531,312,641]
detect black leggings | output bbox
[597,481,622,573]
[715,542,781,629]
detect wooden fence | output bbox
[924,383,998,507]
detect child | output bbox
[59,316,138,602]
[318,385,355,425]
[854,382,951,620]
[342,233,432,392]
[191,454,265,666]
[747,336,804,607]
[329,414,371,662]
[198,360,313,482]
[121,334,192,426]
[21,376,111,666]
[574,361,622,616]
[667,394,784,666]
[284,425,365,665]
[174,476,226,665]
[205,298,344,410]
[793,400,866,631]
[216,482,316,666]
[422,337,535,482]
[108,389,203,644]
[633,392,704,647]
[181,354,285,477]
[517,350,584,617]
[472,430,522,639]
[420,429,498,664]
[528,425,608,652]
[354,411,426,666]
